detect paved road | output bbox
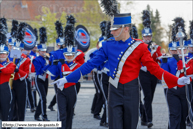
[1,83,191,129]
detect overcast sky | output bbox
[119,1,193,42]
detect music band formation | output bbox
[0,0,193,129]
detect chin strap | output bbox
[114,25,124,38]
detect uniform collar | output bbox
[0,60,7,65]
[118,36,133,43]
[39,55,45,60]
[188,52,193,57]
[30,51,36,56]
[57,49,63,51]
[65,61,74,66]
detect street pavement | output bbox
[1,82,191,129]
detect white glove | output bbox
[177,76,191,85]
[50,77,67,91]
[141,66,147,72]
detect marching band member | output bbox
[49,17,81,129]
[47,20,65,111]
[10,23,30,122]
[48,16,85,111]
[161,42,177,94]
[57,45,81,129]
[163,17,189,129]
[0,22,15,122]
[139,10,162,128]
[33,27,49,121]
[161,25,178,95]
[186,20,193,126]
[51,2,191,128]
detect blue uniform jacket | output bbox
[49,49,65,63]
[33,56,49,76]
[188,53,193,58]
[47,49,65,80]
[161,57,178,76]
[161,56,189,76]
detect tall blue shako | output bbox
[168,24,178,51]
[37,27,50,73]
[63,15,77,57]
[37,27,47,51]
[48,21,65,67]
[141,10,152,37]
[0,21,9,54]
[141,10,153,48]
[55,21,64,46]
[187,21,193,58]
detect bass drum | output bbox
[23,24,37,50]
[75,25,90,52]
[84,47,97,62]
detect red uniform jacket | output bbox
[119,39,179,88]
[0,61,16,85]
[177,57,193,77]
[62,62,81,89]
[14,57,31,81]
[75,49,85,65]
